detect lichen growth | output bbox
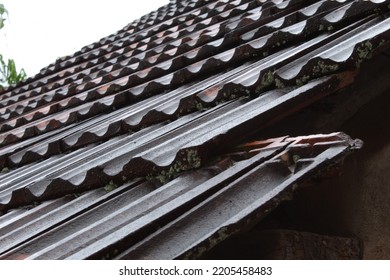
[260,71,274,89]
[1,167,9,173]
[72,193,82,198]
[222,90,237,101]
[195,100,204,111]
[183,227,230,260]
[356,41,373,67]
[313,61,339,74]
[378,39,388,47]
[104,180,118,193]
[275,78,285,89]
[186,149,201,169]
[26,201,41,210]
[293,154,301,163]
[296,75,310,87]
[148,149,202,184]
[358,41,373,58]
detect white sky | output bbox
[0,0,169,77]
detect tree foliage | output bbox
[0,54,27,86]
[0,3,27,89]
[0,3,7,29]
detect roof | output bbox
[0,0,389,259]
[0,132,361,259]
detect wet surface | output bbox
[0,0,388,259]
[0,132,361,259]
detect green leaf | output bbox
[0,4,8,15]
[0,4,26,87]
[0,3,8,30]
[0,55,27,86]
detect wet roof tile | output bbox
[0,132,362,259]
[0,0,389,259]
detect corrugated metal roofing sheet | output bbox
[0,132,361,259]
[0,0,389,259]
[0,74,353,211]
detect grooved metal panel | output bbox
[0,74,354,211]
[0,0,389,259]
[0,132,362,259]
